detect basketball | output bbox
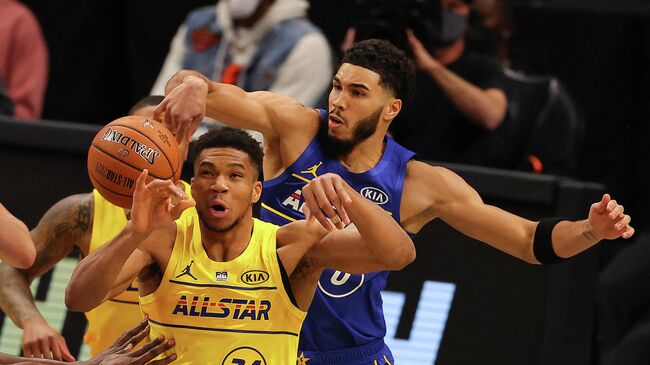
[87,115,181,209]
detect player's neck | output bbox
[338,134,386,173]
[200,216,254,262]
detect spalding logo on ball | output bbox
[87,115,181,208]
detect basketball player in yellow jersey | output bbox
[65,127,415,364]
[0,96,192,360]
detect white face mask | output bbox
[225,0,261,20]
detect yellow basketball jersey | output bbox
[140,215,306,365]
[84,181,192,356]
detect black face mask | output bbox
[438,9,468,44]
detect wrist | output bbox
[183,74,211,94]
[425,62,443,77]
[125,221,153,241]
[21,314,48,329]
[582,220,600,242]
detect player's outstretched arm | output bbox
[0,202,36,269]
[0,194,90,361]
[299,173,416,274]
[403,161,634,264]
[153,70,319,145]
[66,171,194,312]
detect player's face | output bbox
[191,147,261,233]
[328,63,389,143]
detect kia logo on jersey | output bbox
[360,187,389,205]
[241,270,269,285]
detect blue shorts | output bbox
[297,339,395,365]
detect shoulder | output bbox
[405,160,453,185]
[6,0,38,24]
[38,193,94,224]
[262,100,321,138]
[405,161,475,199]
[401,161,476,232]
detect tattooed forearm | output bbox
[0,264,41,327]
[0,193,93,326]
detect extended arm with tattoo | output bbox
[0,194,92,361]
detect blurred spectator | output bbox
[151,0,332,108]
[390,0,509,166]
[0,0,48,119]
[466,0,513,66]
[0,75,13,116]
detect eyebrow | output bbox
[227,162,246,169]
[333,76,371,91]
[198,161,246,170]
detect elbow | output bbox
[65,281,94,313]
[64,285,83,312]
[481,112,505,131]
[387,240,416,270]
[11,222,37,269]
[477,103,507,131]
[13,249,36,270]
[522,228,542,265]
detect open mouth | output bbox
[329,114,344,127]
[210,203,229,218]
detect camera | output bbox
[353,0,442,52]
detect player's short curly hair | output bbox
[192,127,263,180]
[341,39,416,105]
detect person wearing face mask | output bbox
[390,0,509,167]
[151,0,332,112]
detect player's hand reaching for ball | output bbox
[585,194,634,241]
[154,72,208,144]
[130,170,195,235]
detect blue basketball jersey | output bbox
[260,109,415,353]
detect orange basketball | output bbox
[87,115,181,209]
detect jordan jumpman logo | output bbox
[301,162,323,179]
[176,260,198,280]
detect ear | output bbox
[251,181,262,204]
[190,177,196,196]
[384,98,402,122]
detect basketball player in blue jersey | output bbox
[154,39,635,364]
